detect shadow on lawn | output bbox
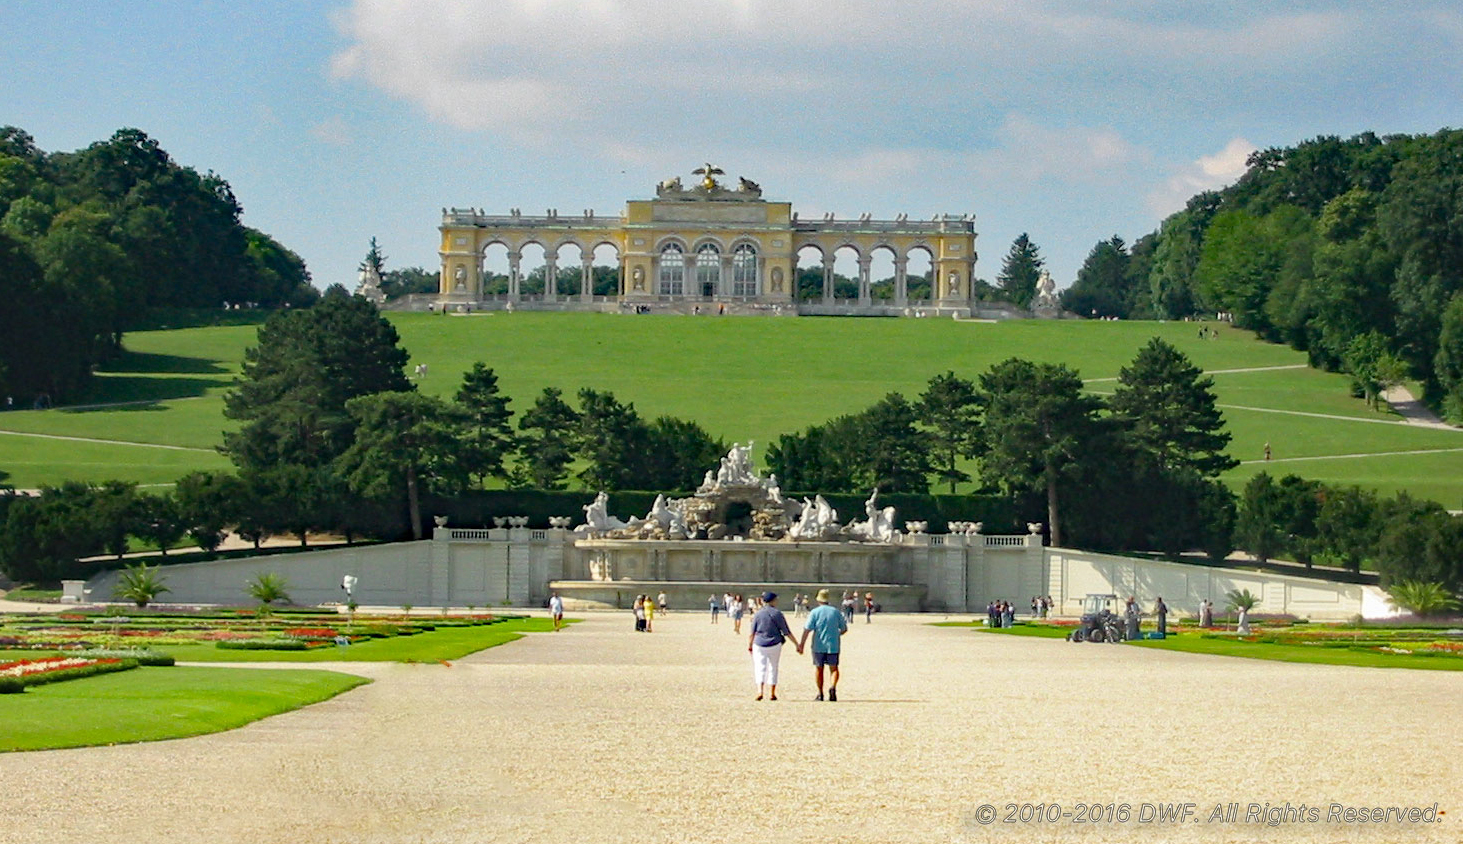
[63,375,228,409]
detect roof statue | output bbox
[691,162,724,190]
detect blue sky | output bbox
[4,1,1462,289]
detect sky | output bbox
[3,0,1462,289]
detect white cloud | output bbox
[1146,137,1256,216]
[308,116,353,147]
[325,1,1366,148]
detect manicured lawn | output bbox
[1,313,1459,502]
[938,622,1463,670]
[157,616,565,663]
[0,666,368,752]
[933,621,1072,638]
[1128,632,1463,671]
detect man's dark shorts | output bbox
[812,650,839,668]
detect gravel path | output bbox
[5,613,1461,843]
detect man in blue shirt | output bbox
[748,591,799,701]
[798,588,848,701]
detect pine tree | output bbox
[514,387,579,490]
[1109,338,1237,477]
[916,372,981,492]
[454,363,515,484]
[977,358,1102,546]
[997,233,1044,306]
[222,291,411,471]
[359,236,386,277]
[335,391,468,540]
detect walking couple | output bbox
[746,589,848,702]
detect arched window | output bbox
[732,244,758,296]
[696,244,720,295]
[658,243,684,295]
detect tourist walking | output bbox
[658,591,668,615]
[1154,596,1168,635]
[841,591,856,623]
[1199,599,1213,628]
[731,594,745,634]
[1001,601,1014,629]
[748,592,799,701]
[798,589,848,702]
[1125,597,1141,640]
[644,593,656,633]
[864,592,874,624]
[633,595,646,632]
[549,591,564,632]
[709,594,720,624]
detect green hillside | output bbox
[1,312,1459,504]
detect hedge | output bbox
[76,648,176,666]
[216,639,311,651]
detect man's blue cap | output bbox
[763,591,777,603]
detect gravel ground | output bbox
[5,612,1461,844]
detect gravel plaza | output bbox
[5,611,1461,844]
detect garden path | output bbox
[4,612,1461,843]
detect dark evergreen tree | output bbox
[976,358,1102,546]
[1061,236,1130,318]
[1235,473,1287,562]
[1109,338,1237,477]
[643,417,727,491]
[455,363,515,485]
[222,292,411,471]
[335,391,469,540]
[916,371,982,492]
[513,387,579,490]
[575,389,652,490]
[996,233,1043,305]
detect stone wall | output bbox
[80,529,1379,619]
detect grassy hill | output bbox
[1,312,1459,505]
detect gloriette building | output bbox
[435,166,979,315]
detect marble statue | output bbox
[765,473,783,505]
[789,495,841,541]
[1034,269,1059,309]
[847,489,897,543]
[737,176,762,196]
[576,491,628,536]
[712,442,760,487]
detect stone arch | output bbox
[868,244,898,302]
[905,244,935,303]
[480,242,511,295]
[517,242,548,296]
[589,242,621,297]
[832,244,861,301]
[794,244,825,302]
[552,242,585,296]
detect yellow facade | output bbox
[438,170,977,311]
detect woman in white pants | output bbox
[746,592,801,701]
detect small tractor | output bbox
[1068,593,1124,643]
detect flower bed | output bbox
[0,656,138,693]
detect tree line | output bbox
[1059,129,1463,422]
[769,337,1237,553]
[0,126,318,404]
[1236,472,1463,593]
